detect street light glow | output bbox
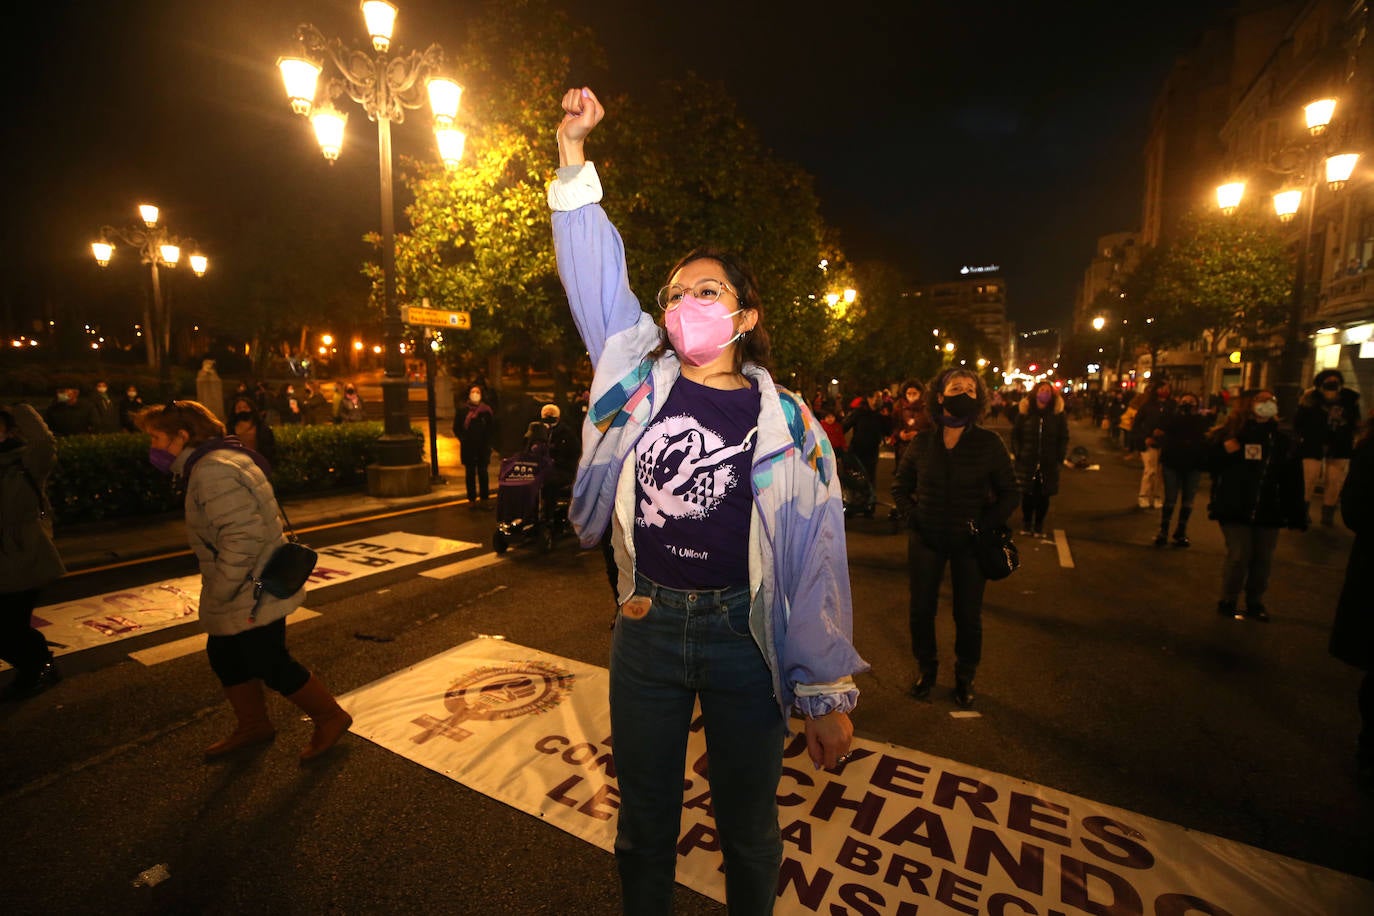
[91,241,114,266]
[322,334,335,346]
[436,127,466,168]
[1092,315,1105,331]
[1305,98,1337,135]
[159,244,180,267]
[1216,181,1245,214]
[427,77,462,126]
[1325,153,1359,189]
[277,57,322,115]
[189,253,208,277]
[312,104,348,161]
[842,288,857,304]
[361,0,398,52]
[1273,189,1302,222]
[944,342,955,352]
[138,204,159,227]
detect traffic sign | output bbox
[402,304,470,329]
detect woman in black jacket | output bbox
[1011,381,1069,537]
[892,368,1019,708]
[1331,411,1374,785]
[1207,389,1308,621]
[1155,391,1211,547]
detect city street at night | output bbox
[3,421,1372,914]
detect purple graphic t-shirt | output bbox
[633,376,760,589]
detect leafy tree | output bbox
[1116,209,1291,386]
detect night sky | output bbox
[5,0,1237,336]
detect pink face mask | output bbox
[1036,390,1052,406]
[665,295,742,366]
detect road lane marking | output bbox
[128,608,321,666]
[1053,529,1074,568]
[64,499,469,577]
[420,553,506,580]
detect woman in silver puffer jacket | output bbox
[0,403,66,700]
[137,400,351,762]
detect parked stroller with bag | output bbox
[492,422,572,554]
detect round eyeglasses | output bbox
[655,278,737,311]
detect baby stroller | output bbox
[838,451,877,518]
[492,422,571,554]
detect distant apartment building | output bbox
[922,271,1011,370]
[1072,232,1142,335]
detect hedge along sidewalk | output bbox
[46,423,483,573]
[45,422,428,526]
[53,478,471,574]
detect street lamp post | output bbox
[277,0,465,497]
[92,203,208,393]
[1216,97,1359,417]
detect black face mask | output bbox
[232,412,255,427]
[1179,402,1197,415]
[1322,382,1341,392]
[942,393,978,418]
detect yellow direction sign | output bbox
[402,305,471,329]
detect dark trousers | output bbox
[1218,523,1280,606]
[1160,467,1201,536]
[464,449,491,501]
[908,533,985,676]
[1021,484,1050,532]
[852,445,880,488]
[0,588,50,674]
[205,618,310,695]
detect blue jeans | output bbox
[611,573,785,915]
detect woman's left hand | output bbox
[805,710,854,770]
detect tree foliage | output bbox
[1116,209,1292,366]
[384,4,844,392]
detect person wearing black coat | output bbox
[1294,369,1362,527]
[455,384,496,507]
[1155,392,1212,547]
[1011,382,1069,537]
[1331,416,1374,785]
[892,368,1019,709]
[1206,389,1308,621]
[842,390,887,487]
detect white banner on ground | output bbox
[342,638,1374,915]
[34,533,476,657]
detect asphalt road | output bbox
[3,418,1372,914]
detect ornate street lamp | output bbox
[277,0,465,496]
[91,203,207,384]
[1216,96,1363,416]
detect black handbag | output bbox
[969,520,1019,581]
[252,503,317,604]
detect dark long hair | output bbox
[653,248,772,373]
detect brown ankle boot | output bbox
[285,674,353,762]
[205,680,276,759]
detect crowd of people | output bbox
[2,83,1371,915]
[38,378,371,440]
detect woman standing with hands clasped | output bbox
[549,87,867,914]
[892,368,1019,709]
[1011,380,1069,538]
[1206,389,1308,621]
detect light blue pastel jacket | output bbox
[549,162,868,720]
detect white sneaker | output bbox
[1152,498,1164,509]
[1137,496,1151,509]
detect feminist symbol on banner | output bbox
[411,662,575,745]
